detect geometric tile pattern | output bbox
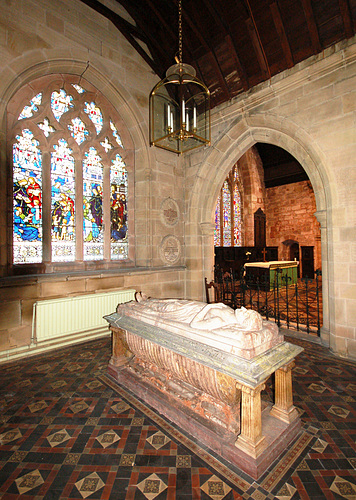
[0,334,355,499]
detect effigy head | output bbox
[234,307,263,331]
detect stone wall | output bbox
[186,38,356,359]
[266,180,321,272]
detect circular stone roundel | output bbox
[159,235,181,265]
[160,197,180,227]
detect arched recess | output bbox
[187,116,331,344]
[0,53,153,272]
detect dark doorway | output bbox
[301,246,314,279]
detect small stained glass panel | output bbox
[72,84,85,94]
[18,93,42,120]
[13,129,42,263]
[100,137,113,153]
[83,147,104,260]
[84,101,103,134]
[51,89,74,122]
[110,121,123,148]
[68,117,89,145]
[51,139,76,262]
[38,117,55,137]
[110,154,128,260]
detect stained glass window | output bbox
[214,195,221,246]
[84,101,103,134]
[13,129,42,263]
[83,147,104,260]
[68,117,89,145]
[18,93,42,120]
[72,84,85,94]
[222,180,231,246]
[100,137,113,153]
[38,117,55,137]
[110,154,128,260]
[214,163,242,247]
[51,89,74,121]
[110,121,123,148]
[51,139,75,262]
[10,76,130,270]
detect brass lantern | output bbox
[149,1,210,154]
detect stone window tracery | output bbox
[214,162,242,246]
[9,75,130,272]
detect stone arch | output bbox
[188,114,330,342]
[0,52,153,271]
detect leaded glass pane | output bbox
[18,93,42,120]
[222,180,231,246]
[51,139,75,262]
[233,183,241,245]
[68,117,88,145]
[214,195,221,246]
[72,84,85,94]
[110,121,123,148]
[100,137,113,153]
[84,101,103,134]
[83,147,103,260]
[38,117,55,137]
[110,154,128,260]
[51,89,74,121]
[13,129,42,263]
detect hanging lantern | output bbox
[149,0,210,154]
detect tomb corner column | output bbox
[109,327,133,368]
[270,361,299,423]
[234,381,267,459]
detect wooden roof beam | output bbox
[269,1,294,68]
[201,0,249,90]
[338,0,354,38]
[300,0,322,53]
[80,0,162,75]
[178,2,231,101]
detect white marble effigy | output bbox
[104,295,303,479]
[114,296,283,360]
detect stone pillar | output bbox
[235,381,267,458]
[200,221,216,284]
[270,361,299,423]
[314,210,329,346]
[109,327,133,367]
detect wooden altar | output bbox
[244,260,299,290]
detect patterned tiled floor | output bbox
[0,335,355,499]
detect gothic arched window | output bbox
[214,163,241,246]
[9,75,131,272]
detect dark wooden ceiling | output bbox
[80,0,355,109]
[79,0,354,185]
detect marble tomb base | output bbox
[104,299,303,479]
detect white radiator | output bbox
[32,289,136,343]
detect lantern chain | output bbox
[178,0,183,64]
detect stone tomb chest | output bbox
[105,296,303,479]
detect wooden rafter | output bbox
[244,0,271,79]
[300,0,322,54]
[338,0,354,38]
[200,0,249,90]
[179,1,231,101]
[269,1,294,68]
[79,0,162,75]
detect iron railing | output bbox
[214,266,323,336]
